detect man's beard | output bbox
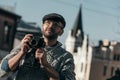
[43,30,58,40]
[44,34,58,40]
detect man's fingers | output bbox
[35,48,45,59]
[36,48,44,53]
[23,34,33,42]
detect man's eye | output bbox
[54,22,58,26]
[45,22,50,24]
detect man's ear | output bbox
[59,29,64,36]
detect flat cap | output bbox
[42,13,66,28]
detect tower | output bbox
[65,5,92,80]
[65,5,84,53]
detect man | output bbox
[0,13,76,80]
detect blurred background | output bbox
[1,0,120,80]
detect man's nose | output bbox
[49,22,56,28]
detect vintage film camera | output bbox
[23,35,45,67]
[28,35,45,48]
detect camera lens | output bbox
[31,39,37,46]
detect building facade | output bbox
[65,6,92,80]
[90,40,120,80]
[0,7,21,60]
[65,6,120,80]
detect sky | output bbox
[1,0,120,46]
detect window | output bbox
[4,25,9,43]
[103,65,107,76]
[85,64,87,73]
[116,55,120,61]
[113,54,120,61]
[4,22,11,44]
[113,54,116,60]
[111,67,114,76]
[81,63,83,72]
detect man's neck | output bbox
[44,38,57,47]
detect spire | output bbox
[71,5,84,40]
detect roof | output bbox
[16,20,42,40]
[0,7,21,19]
[71,5,84,38]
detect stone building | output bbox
[65,5,120,80]
[90,40,120,80]
[65,6,92,80]
[0,7,21,60]
[107,68,120,80]
[0,7,42,60]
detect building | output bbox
[107,68,120,80]
[0,7,42,60]
[65,5,120,80]
[0,7,21,60]
[65,6,92,80]
[90,40,120,80]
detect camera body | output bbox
[29,36,45,48]
[23,36,45,67]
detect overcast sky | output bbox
[1,0,120,46]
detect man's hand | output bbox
[20,34,33,54]
[8,34,33,70]
[35,48,59,80]
[35,48,48,67]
